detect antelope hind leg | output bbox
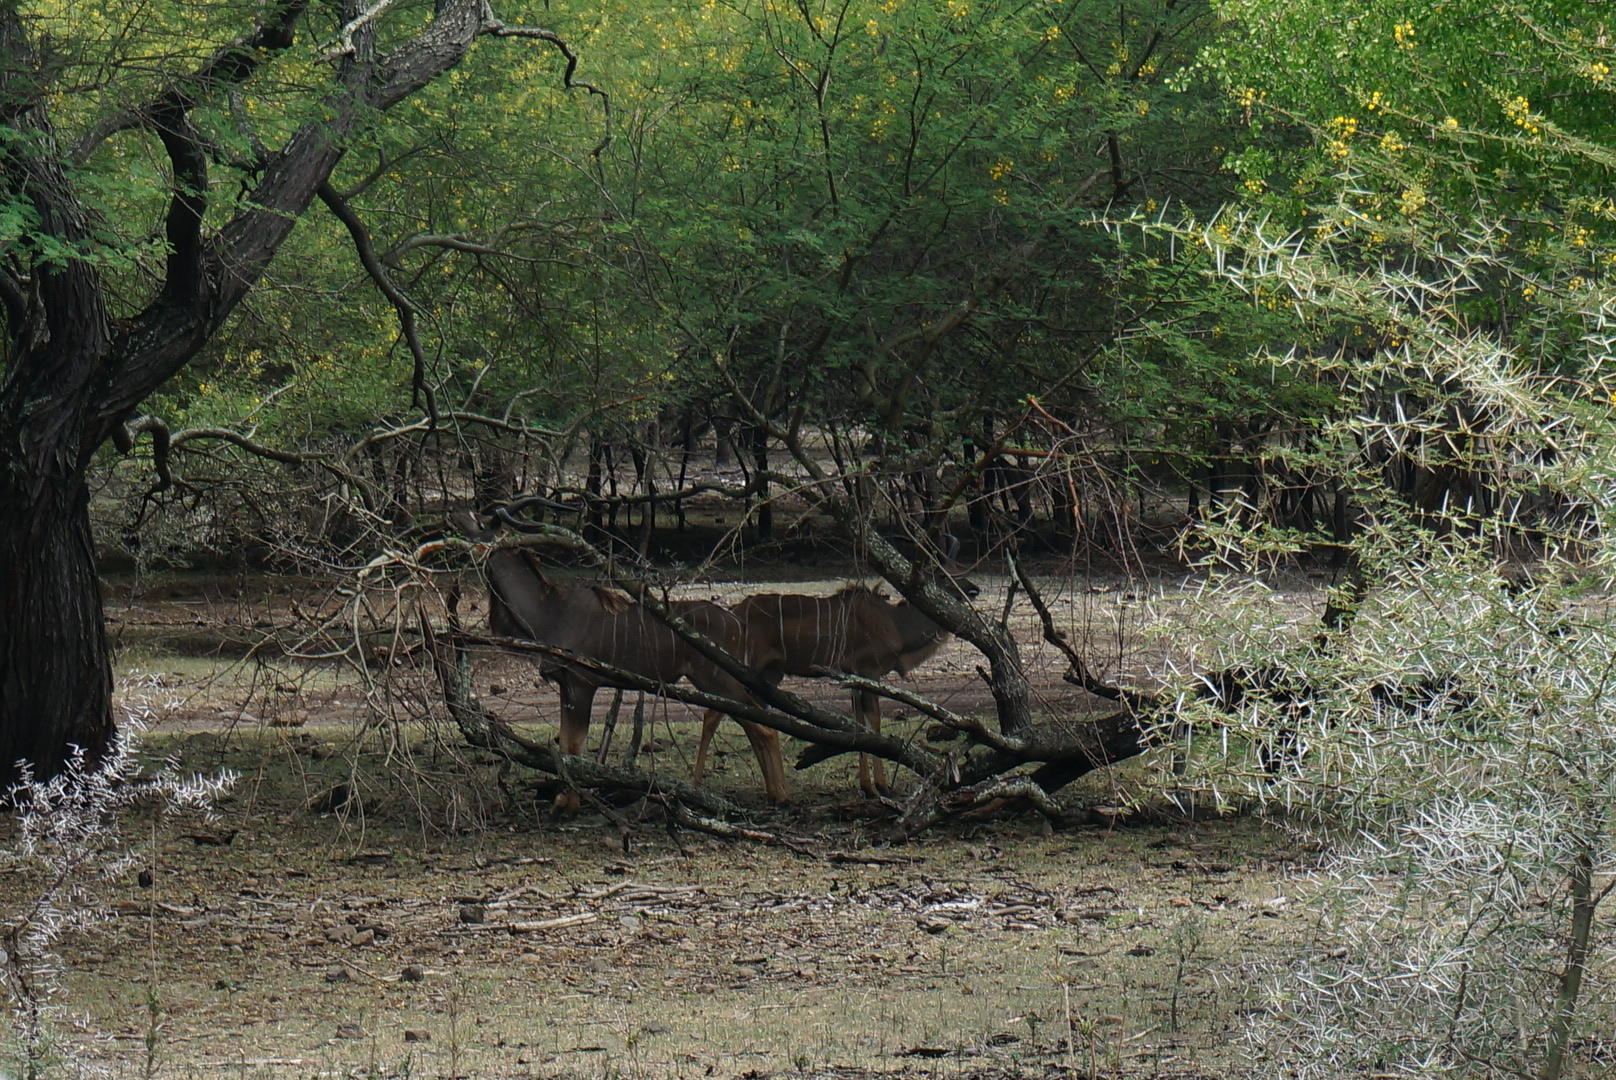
[737,719,788,805]
[553,680,596,814]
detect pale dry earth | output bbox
[2,567,1355,1079]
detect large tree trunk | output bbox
[0,0,519,786]
[0,472,113,781]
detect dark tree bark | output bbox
[0,0,563,785]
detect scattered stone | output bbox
[1066,908,1111,922]
[326,926,354,945]
[458,905,486,925]
[349,928,375,947]
[619,916,642,933]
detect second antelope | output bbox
[451,506,789,807]
[694,575,978,796]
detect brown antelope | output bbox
[449,507,788,806]
[693,575,978,796]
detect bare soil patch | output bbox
[29,728,1308,1080]
[20,567,1341,1078]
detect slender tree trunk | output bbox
[751,424,772,543]
[1540,849,1599,1080]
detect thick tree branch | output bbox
[91,0,495,443]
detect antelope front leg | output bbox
[855,689,889,797]
[692,709,722,786]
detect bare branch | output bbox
[1007,549,1155,713]
[833,672,1026,755]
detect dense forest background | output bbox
[6,4,1616,1075]
[63,0,1611,589]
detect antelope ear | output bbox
[447,508,501,543]
[591,587,633,614]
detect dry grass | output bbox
[0,566,1349,1079]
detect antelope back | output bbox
[735,588,906,679]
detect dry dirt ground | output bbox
[3,568,1350,1080]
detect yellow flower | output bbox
[1503,95,1540,135]
[989,159,1014,181]
[1393,21,1415,49]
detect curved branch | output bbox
[354,410,565,451]
[113,415,175,494]
[483,22,613,157]
[168,426,329,466]
[317,182,437,420]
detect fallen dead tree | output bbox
[401,515,1167,838]
[403,512,1406,841]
